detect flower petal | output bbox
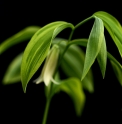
[43,45,60,86]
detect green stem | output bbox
[68,16,94,42]
[43,16,95,123]
[56,16,94,72]
[68,28,75,42]
[107,52,121,68]
[42,97,51,124]
[75,16,94,30]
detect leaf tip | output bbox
[101,71,106,79]
[21,79,27,93]
[81,75,85,82]
[23,85,27,93]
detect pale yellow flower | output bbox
[34,44,60,86]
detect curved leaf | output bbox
[69,38,88,47]
[81,17,104,81]
[97,36,107,78]
[70,38,107,78]
[94,11,122,57]
[0,26,40,54]
[110,61,122,86]
[52,77,85,116]
[69,38,121,85]
[103,22,122,57]
[2,53,22,84]
[58,40,94,93]
[94,11,122,29]
[107,52,122,86]
[94,11,122,42]
[21,22,74,92]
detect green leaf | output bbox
[0,26,40,54]
[94,11,122,57]
[69,38,88,47]
[61,42,84,78]
[81,17,104,81]
[2,53,22,84]
[103,22,122,57]
[21,22,74,93]
[69,38,121,85]
[110,61,122,86]
[94,11,122,29]
[107,52,122,86]
[113,35,122,58]
[58,40,94,93]
[52,77,86,116]
[70,37,108,77]
[97,36,107,78]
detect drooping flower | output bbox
[34,44,60,86]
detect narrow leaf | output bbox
[21,22,74,92]
[52,77,85,116]
[69,38,108,78]
[81,17,104,81]
[69,38,88,47]
[58,41,94,93]
[94,11,122,57]
[69,38,121,84]
[61,41,85,78]
[94,11,122,43]
[69,38,121,85]
[103,22,122,57]
[2,53,22,84]
[97,36,107,78]
[107,52,122,86]
[110,61,122,86]
[0,26,40,54]
[94,11,122,29]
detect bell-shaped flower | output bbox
[34,44,60,86]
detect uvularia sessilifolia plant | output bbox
[1,11,122,124]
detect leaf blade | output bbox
[103,22,122,57]
[0,26,40,54]
[81,17,104,80]
[97,36,107,78]
[107,52,122,86]
[94,11,122,57]
[68,38,121,85]
[52,77,86,116]
[2,53,22,84]
[21,22,74,92]
[58,40,94,93]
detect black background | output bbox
[1,0,122,124]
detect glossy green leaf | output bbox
[81,17,104,81]
[2,53,22,84]
[59,41,94,93]
[103,22,122,57]
[21,22,74,92]
[94,11,122,57]
[0,26,40,54]
[69,38,121,85]
[53,38,94,92]
[52,77,86,116]
[94,11,122,29]
[97,36,107,78]
[107,52,122,86]
[71,38,107,78]
[94,11,122,42]
[61,42,84,78]
[110,61,122,86]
